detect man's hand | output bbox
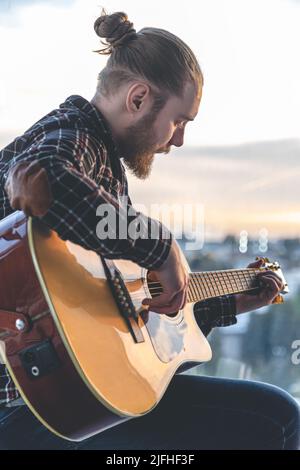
[142,240,189,314]
[4,161,53,217]
[235,258,285,315]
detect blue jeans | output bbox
[0,375,299,450]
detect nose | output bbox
[169,128,185,147]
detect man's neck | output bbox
[90,93,124,143]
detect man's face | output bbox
[118,81,202,179]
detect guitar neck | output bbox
[147,268,261,303]
[187,269,260,302]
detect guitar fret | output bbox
[194,276,204,300]
[205,273,215,298]
[235,272,247,291]
[214,273,221,295]
[240,272,249,289]
[213,273,221,296]
[189,278,199,302]
[189,268,261,303]
[215,272,225,296]
[197,273,207,298]
[198,274,207,299]
[214,272,224,296]
[210,272,218,297]
[223,272,233,293]
[194,276,202,298]
[200,273,211,298]
[232,272,242,290]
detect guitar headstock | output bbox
[256,256,289,303]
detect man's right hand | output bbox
[4,161,53,217]
[142,240,189,314]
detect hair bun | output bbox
[94,9,137,53]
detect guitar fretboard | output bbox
[147,268,260,303]
[187,269,259,302]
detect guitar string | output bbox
[146,268,261,287]
[146,269,260,298]
[127,270,262,304]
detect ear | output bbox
[125,82,151,114]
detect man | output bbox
[0,10,299,450]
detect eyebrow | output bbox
[178,114,195,121]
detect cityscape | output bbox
[178,233,300,403]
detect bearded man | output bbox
[0,10,299,450]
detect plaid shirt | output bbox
[0,94,236,406]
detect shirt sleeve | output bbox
[193,294,237,335]
[0,364,20,405]
[5,129,172,270]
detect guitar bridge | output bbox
[111,270,145,344]
[101,258,145,344]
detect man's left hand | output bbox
[235,259,285,315]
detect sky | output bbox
[0,0,299,239]
[129,139,300,240]
[0,0,299,146]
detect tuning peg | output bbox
[272,294,284,304]
[255,256,270,264]
[262,260,280,271]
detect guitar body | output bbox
[0,212,212,441]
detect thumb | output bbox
[142,291,173,309]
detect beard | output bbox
[116,109,170,179]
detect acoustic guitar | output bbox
[0,211,288,441]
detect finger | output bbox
[22,204,33,217]
[142,277,188,313]
[257,272,284,290]
[33,205,50,217]
[144,290,185,314]
[142,291,176,308]
[25,161,43,178]
[164,289,186,313]
[257,270,282,284]
[259,276,281,297]
[30,167,49,185]
[146,295,183,314]
[259,274,281,288]
[150,301,183,314]
[179,288,188,310]
[257,269,281,279]
[266,274,284,291]
[30,197,52,216]
[10,196,21,210]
